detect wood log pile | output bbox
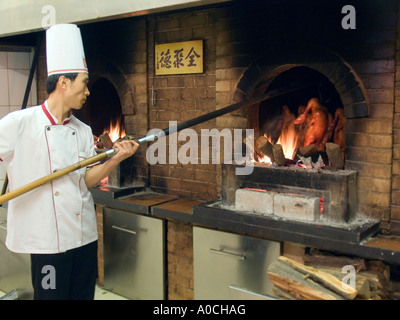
[267,250,399,300]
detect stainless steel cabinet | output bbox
[193,227,280,300]
[103,208,164,300]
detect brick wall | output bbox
[167,221,193,299]
[341,2,397,233]
[212,0,398,233]
[391,2,400,235]
[148,8,218,201]
[147,8,219,299]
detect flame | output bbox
[106,120,126,143]
[276,123,299,160]
[261,122,299,163]
[257,154,273,164]
[95,118,126,151]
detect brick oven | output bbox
[29,0,400,300]
[216,47,371,227]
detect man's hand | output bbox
[110,139,140,164]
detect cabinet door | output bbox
[104,208,164,300]
[193,227,280,299]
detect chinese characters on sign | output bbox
[155,40,203,75]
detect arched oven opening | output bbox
[75,77,142,190]
[86,77,126,140]
[220,48,376,234]
[75,76,126,142]
[250,66,346,170]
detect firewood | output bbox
[267,259,344,300]
[269,253,395,300]
[94,135,104,149]
[98,132,114,149]
[272,286,297,300]
[298,144,318,157]
[255,136,274,162]
[390,292,400,300]
[356,277,372,299]
[358,268,391,299]
[276,256,358,299]
[325,142,344,169]
[272,144,286,166]
[367,260,390,283]
[311,266,371,299]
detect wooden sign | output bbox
[155,40,203,75]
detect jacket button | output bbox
[54,192,59,196]
[47,127,51,131]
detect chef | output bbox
[0,24,139,299]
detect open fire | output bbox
[94,118,127,187]
[94,118,126,150]
[107,121,126,143]
[251,97,346,170]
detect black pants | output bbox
[30,241,98,300]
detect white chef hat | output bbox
[46,24,88,76]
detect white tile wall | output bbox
[0,50,37,185]
[29,69,37,107]
[0,52,6,69]
[8,68,30,107]
[0,107,9,119]
[7,51,30,70]
[0,49,37,119]
[0,69,9,106]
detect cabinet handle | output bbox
[209,248,246,260]
[112,225,137,235]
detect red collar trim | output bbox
[41,103,71,125]
[42,103,56,125]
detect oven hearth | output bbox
[192,163,380,245]
[220,163,374,229]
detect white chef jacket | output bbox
[0,101,98,253]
